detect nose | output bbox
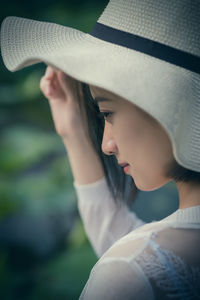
[101,123,118,155]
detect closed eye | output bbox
[98,111,113,121]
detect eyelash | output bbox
[98,111,113,121]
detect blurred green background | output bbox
[0,0,179,299]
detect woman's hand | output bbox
[40,66,105,185]
[40,66,89,141]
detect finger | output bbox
[57,71,79,98]
[57,71,72,95]
[40,76,48,95]
[40,75,45,92]
[45,66,56,80]
[40,75,52,97]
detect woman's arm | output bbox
[40,66,105,185]
[40,66,145,257]
[74,176,145,257]
[62,133,105,185]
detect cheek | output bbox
[115,117,164,167]
[113,118,143,157]
[113,109,171,162]
[116,117,145,147]
[113,119,129,142]
[113,112,173,189]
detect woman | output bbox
[1,0,200,298]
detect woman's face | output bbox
[89,85,174,191]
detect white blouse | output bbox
[74,176,200,300]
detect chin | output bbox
[133,177,170,192]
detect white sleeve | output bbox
[73,176,145,257]
[79,258,154,300]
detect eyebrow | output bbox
[94,97,113,103]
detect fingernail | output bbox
[47,86,51,95]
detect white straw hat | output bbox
[1,0,200,172]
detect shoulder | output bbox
[80,257,154,300]
[82,223,200,300]
[80,221,162,300]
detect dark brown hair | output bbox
[165,159,200,184]
[80,82,138,208]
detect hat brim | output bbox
[1,16,200,171]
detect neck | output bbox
[176,181,200,209]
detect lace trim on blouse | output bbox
[135,236,200,299]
